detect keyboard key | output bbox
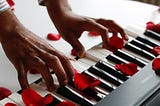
[88,66,121,86]
[95,61,128,81]
[124,43,155,60]
[114,49,147,67]
[144,30,160,41]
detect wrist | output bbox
[0,9,22,41]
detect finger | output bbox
[81,19,109,48]
[65,34,86,58]
[14,60,29,90]
[30,56,55,91]
[35,49,68,85]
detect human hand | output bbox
[45,0,128,58]
[0,9,74,91]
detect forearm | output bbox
[0,9,22,42]
[44,0,72,22]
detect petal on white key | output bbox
[0,98,18,106]
[8,93,25,106]
[30,83,80,106]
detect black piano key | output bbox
[83,71,114,92]
[88,66,121,86]
[57,86,93,106]
[136,36,159,47]
[95,61,128,81]
[144,30,160,41]
[130,39,153,52]
[114,49,147,67]
[124,43,155,60]
[106,54,125,64]
[67,80,102,101]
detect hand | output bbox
[0,9,74,91]
[53,13,128,57]
[45,0,129,57]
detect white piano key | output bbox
[0,98,18,106]
[8,93,25,106]
[30,83,80,106]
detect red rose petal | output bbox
[146,21,160,33]
[115,63,138,76]
[71,49,77,56]
[88,31,100,36]
[151,46,160,56]
[56,101,75,106]
[21,88,43,106]
[74,69,101,91]
[152,58,160,71]
[21,88,53,106]
[5,103,17,106]
[42,94,54,106]
[0,87,12,100]
[47,33,61,41]
[29,69,40,74]
[108,35,124,52]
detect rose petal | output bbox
[42,94,54,106]
[47,33,61,41]
[0,87,12,100]
[108,35,124,52]
[151,46,160,56]
[146,21,160,33]
[152,58,160,75]
[21,88,43,106]
[55,101,75,106]
[74,69,101,91]
[152,58,160,70]
[71,49,77,56]
[5,103,17,106]
[115,63,138,76]
[88,31,100,36]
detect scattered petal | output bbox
[55,101,75,106]
[88,31,100,36]
[74,69,101,91]
[0,87,12,100]
[5,103,17,106]
[151,46,160,56]
[21,88,53,106]
[146,21,160,33]
[47,33,61,41]
[115,63,138,76]
[71,49,77,56]
[152,58,160,75]
[108,35,124,52]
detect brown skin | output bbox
[0,0,128,91]
[45,0,129,58]
[0,9,74,91]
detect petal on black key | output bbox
[88,66,121,86]
[95,61,128,81]
[83,71,114,92]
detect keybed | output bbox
[1,25,160,106]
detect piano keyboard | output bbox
[1,26,160,106]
